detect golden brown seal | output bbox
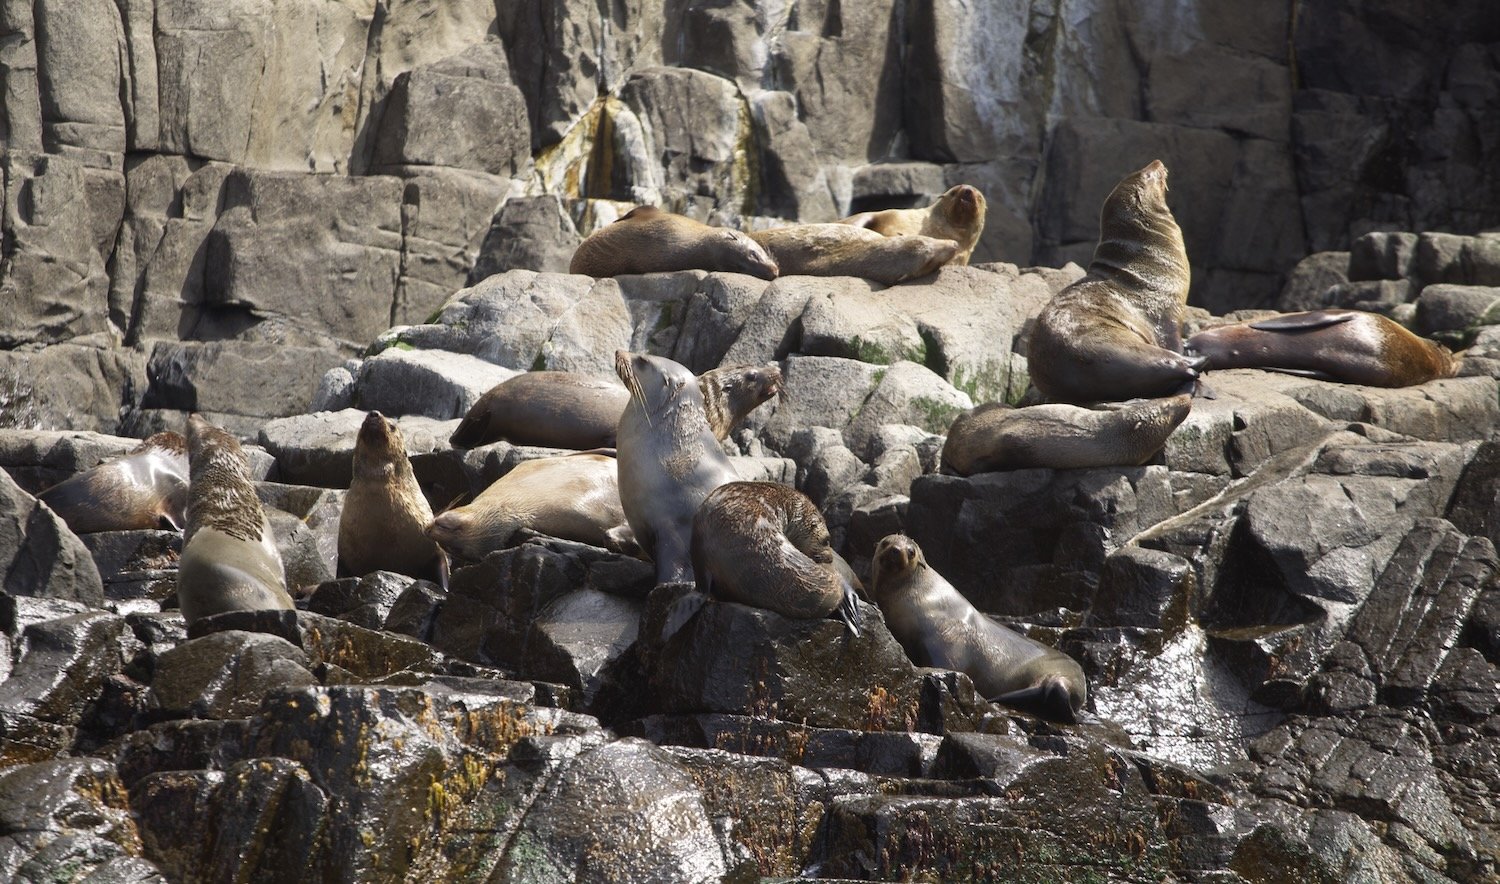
[37,432,189,534]
[690,481,860,633]
[698,362,784,442]
[1185,309,1462,387]
[424,453,636,560]
[941,394,1192,476]
[570,206,779,279]
[339,411,447,587]
[1028,160,1204,404]
[842,184,988,266]
[748,223,958,284]
[871,534,1086,723]
[178,415,294,626]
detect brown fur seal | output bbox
[178,415,294,626]
[424,453,636,560]
[842,184,988,266]
[615,350,739,583]
[690,481,860,633]
[570,206,779,279]
[1028,160,1204,404]
[38,432,189,533]
[698,361,784,441]
[1186,309,1462,387]
[339,411,448,587]
[941,394,1192,476]
[748,224,958,284]
[871,534,1086,723]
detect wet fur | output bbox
[941,394,1192,475]
[842,185,987,266]
[570,206,779,279]
[749,224,959,284]
[38,432,189,533]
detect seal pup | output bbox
[424,453,635,560]
[941,394,1192,476]
[870,534,1086,723]
[38,432,189,534]
[614,350,739,583]
[749,224,959,284]
[690,481,860,634]
[842,184,988,266]
[177,415,294,626]
[450,373,630,450]
[1028,160,1204,404]
[570,206,779,279]
[1185,309,1462,387]
[340,411,448,587]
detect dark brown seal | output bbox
[570,206,779,279]
[1028,160,1203,404]
[178,415,294,626]
[690,481,860,633]
[615,350,739,583]
[748,223,958,284]
[450,372,630,449]
[871,534,1086,723]
[1185,309,1462,387]
[424,453,636,560]
[698,361,784,441]
[38,432,189,534]
[340,411,447,587]
[842,184,988,266]
[941,394,1192,475]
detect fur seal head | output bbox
[1092,159,1188,290]
[699,362,785,440]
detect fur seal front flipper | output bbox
[991,678,1080,725]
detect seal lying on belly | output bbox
[841,184,987,266]
[570,206,779,279]
[870,534,1087,724]
[38,431,189,534]
[749,223,958,284]
[941,394,1192,475]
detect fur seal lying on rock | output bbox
[570,206,779,279]
[842,184,987,266]
[339,411,447,587]
[178,415,295,626]
[1185,309,1462,387]
[1028,160,1203,403]
[749,224,958,284]
[38,432,189,533]
[871,534,1087,723]
[941,394,1192,475]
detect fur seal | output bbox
[842,184,988,266]
[1185,309,1462,387]
[1028,160,1204,404]
[941,394,1192,476]
[424,453,635,560]
[339,411,448,587]
[690,481,859,633]
[615,350,738,583]
[38,432,189,534]
[748,223,958,284]
[870,534,1086,723]
[698,361,784,441]
[177,415,294,626]
[570,206,779,279]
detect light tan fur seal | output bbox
[339,411,448,587]
[941,394,1192,476]
[570,206,779,279]
[842,184,988,266]
[871,534,1086,724]
[690,481,860,634]
[177,415,294,626]
[615,350,739,583]
[424,453,636,560]
[1185,309,1462,387]
[38,432,189,533]
[1028,160,1204,403]
[748,223,958,284]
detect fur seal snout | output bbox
[941,394,1192,475]
[871,534,1086,723]
[38,431,189,534]
[340,411,447,587]
[570,206,778,279]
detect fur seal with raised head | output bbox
[842,184,987,266]
[570,206,779,279]
[339,411,447,587]
[691,481,860,633]
[941,394,1192,476]
[424,453,636,560]
[870,534,1087,723]
[698,361,784,441]
[749,223,958,284]
[615,350,739,583]
[1028,160,1204,404]
[38,432,189,534]
[177,415,295,626]
[1185,309,1462,387]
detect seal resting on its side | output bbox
[749,224,958,284]
[842,184,988,266]
[941,394,1192,476]
[570,206,779,279]
[38,432,189,534]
